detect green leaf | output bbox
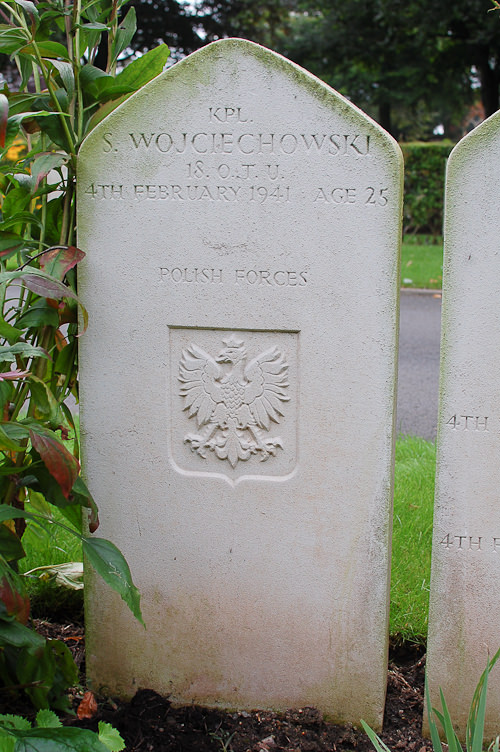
[0,232,24,256]
[0,27,29,56]
[1,212,44,231]
[467,648,500,752]
[0,612,45,649]
[0,714,31,730]
[111,6,137,63]
[0,381,13,414]
[98,722,125,752]
[56,502,83,531]
[437,688,462,752]
[53,342,76,380]
[360,721,392,752]
[13,0,39,28]
[79,63,110,95]
[15,300,59,329]
[86,94,129,131]
[21,40,70,60]
[0,523,25,561]
[35,710,61,729]
[0,504,35,524]
[0,342,49,363]
[82,537,144,626]
[45,638,79,692]
[8,726,111,751]
[5,91,44,117]
[16,639,56,709]
[71,476,98,532]
[0,319,22,345]
[0,732,15,752]
[50,61,74,99]
[28,375,62,425]
[30,152,68,192]
[35,113,71,151]
[2,186,31,220]
[92,79,134,102]
[28,424,80,499]
[105,44,169,96]
[0,424,24,452]
[15,51,33,89]
[3,111,54,151]
[0,423,30,442]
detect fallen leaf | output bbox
[77,690,98,719]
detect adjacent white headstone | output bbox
[425,111,500,739]
[78,39,402,728]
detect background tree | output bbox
[127,0,292,58]
[123,0,500,140]
[274,0,474,138]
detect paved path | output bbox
[396,290,442,441]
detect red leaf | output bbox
[40,246,85,281]
[0,94,8,149]
[18,271,89,333]
[0,576,30,624]
[20,273,72,299]
[29,428,80,498]
[77,691,98,719]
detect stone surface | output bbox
[425,111,500,740]
[77,39,402,729]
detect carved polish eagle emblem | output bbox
[178,335,290,468]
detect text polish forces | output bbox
[159,268,308,286]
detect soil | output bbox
[7,621,431,752]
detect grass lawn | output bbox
[390,435,435,644]
[20,435,436,643]
[401,235,443,290]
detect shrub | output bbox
[401,141,454,236]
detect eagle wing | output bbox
[243,346,289,430]
[178,344,224,427]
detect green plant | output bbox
[401,142,454,236]
[209,727,236,752]
[0,709,125,751]
[362,648,500,752]
[0,0,169,713]
[390,436,435,643]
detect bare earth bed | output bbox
[6,621,430,752]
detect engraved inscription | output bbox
[159,268,308,287]
[446,415,489,431]
[437,534,500,552]
[83,183,290,203]
[208,106,250,122]
[127,131,370,157]
[98,105,380,207]
[439,534,483,550]
[313,186,389,205]
[178,334,289,468]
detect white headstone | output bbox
[426,111,500,739]
[78,39,402,728]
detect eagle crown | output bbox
[216,335,247,366]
